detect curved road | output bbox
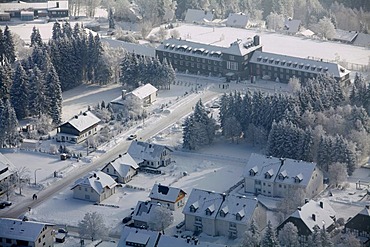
[0,85,220,219]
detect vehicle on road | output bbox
[176,221,185,229]
[122,216,132,224]
[0,201,12,209]
[58,228,68,234]
[127,134,137,140]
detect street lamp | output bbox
[34,168,41,185]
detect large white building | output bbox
[243,153,324,199]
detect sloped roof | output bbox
[71,171,117,194]
[118,226,160,247]
[284,19,301,34]
[132,201,159,223]
[104,153,139,178]
[128,141,172,163]
[299,29,315,37]
[149,184,186,203]
[0,153,16,181]
[353,33,370,47]
[290,199,336,232]
[183,188,224,219]
[0,1,68,11]
[102,38,155,57]
[61,111,100,133]
[129,83,158,100]
[249,51,350,78]
[345,205,370,233]
[243,153,318,187]
[184,9,214,23]
[0,218,54,242]
[226,13,249,28]
[333,29,358,43]
[157,235,227,247]
[216,194,258,224]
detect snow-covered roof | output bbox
[157,235,227,247]
[284,19,301,34]
[132,201,159,223]
[47,1,68,10]
[289,199,336,232]
[104,153,138,178]
[149,184,186,203]
[244,153,318,187]
[216,195,259,225]
[61,111,100,133]
[0,218,54,242]
[183,188,224,219]
[0,153,16,181]
[0,1,68,11]
[184,9,214,23]
[118,226,160,247]
[353,33,370,47]
[102,38,155,57]
[333,29,358,43]
[249,51,350,78]
[128,83,158,100]
[71,171,117,194]
[299,29,315,37]
[127,141,172,163]
[359,205,370,216]
[226,13,249,28]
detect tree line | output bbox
[183,74,370,176]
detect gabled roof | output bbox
[118,226,160,247]
[345,205,370,233]
[71,171,117,194]
[353,33,370,47]
[0,218,54,242]
[128,141,172,163]
[249,51,350,78]
[0,1,68,11]
[216,195,259,224]
[128,83,158,100]
[284,19,301,34]
[244,153,318,187]
[149,184,186,203]
[289,199,336,233]
[60,111,100,133]
[226,13,249,28]
[223,38,261,56]
[333,29,358,43]
[183,188,224,219]
[184,9,214,23]
[103,153,138,178]
[0,153,16,181]
[132,201,159,223]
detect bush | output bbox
[116,34,138,44]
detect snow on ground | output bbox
[150,23,370,66]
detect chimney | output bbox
[280,158,285,166]
[320,201,324,209]
[366,205,369,209]
[121,90,127,99]
[93,173,97,178]
[312,214,316,221]
[305,198,309,204]
[297,207,301,211]
[253,35,260,46]
[56,2,59,8]
[194,239,199,245]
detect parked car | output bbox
[176,221,185,229]
[127,134,137,140]
[58,228,68,234]
[0,201,12,209]
[122,216,132,224]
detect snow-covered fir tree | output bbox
[10,62,29,119]
[261,220,280,247]
[278,222,299,247]
[45,64,63,124]
[3,26,16,63]
[30,26,43,47]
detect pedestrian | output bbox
[28,206,31,212]
[32,194,37,200]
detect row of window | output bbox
[256,65,319,78]
[170,60,221,72]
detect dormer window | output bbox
[220,206,228,217]
[249,166,258,176]
[257,56,262,61]
[264,169,274,179]
[287,61,292,66]
[294,173,303,183]
[278,170,287,180]
[293,62,298,68]
[236,210,245,221]
[206,204,215,216]
[190,202,199,212]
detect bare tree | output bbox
[148,205,173,232]
[78,212,108,241]
[334,232,361,247]
[276,187,305,222]
[316,17,336,40]
[328,162,347,187]
[288,77,301,92]
[266,12,284,30]
[156,27,168,41]
[278,222,299,247]
[170,29,180,39]
[12,167,30,196]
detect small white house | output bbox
[71,171,117,203]
[101,153,139,184]
[149,184,186,211]
[127,141,172,169]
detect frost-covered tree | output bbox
[278,222,299,247]
[320,226,334,247]
[30,26,43,47]
[328,162,347,187]
[13,166,30,195]
[148,205,174,232]
[11,62,29,119]
[240,219,260,247]
[276,187,305,221]
[0,98,19,147]
[261,220,280,247]
[316,17,336,39]
[334,233,361,247]
[266,12,284,30]
[45,64,62,124]
[3,26,16,63]
[78,212,108,241]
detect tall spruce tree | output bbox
[261,221,280,247]
[45,64,62,124]
[0,98,19,147]
[11,62,29,119]
[3,26,16,63]
[30,26,43,47]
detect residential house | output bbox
[345,205,370,246]
[249,51,350,85]
[101,153,139,184]
[71,171,118,203]
[184,9,214,24]
[117,226,160,247]
[277,199,336,246]
[0,153,16,195]
[132,201,162,229]
[149,184,186,211]
[284,19,301,34]
[243,153,324,199]
[353,33,370,47]
[215,195,266,239]
[0,12,11,21]
[226,13,249,29]
[127,141,172,169]
[0,218,55,247]
[332,29,358,44]
[156,36,262,80]
[56,111,100,144]
[0,1,68,20]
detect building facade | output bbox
[127,141,172,169]
[101,153,139,184]
[345,205,370,246]
[149,184,186,211]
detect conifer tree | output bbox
[30,26,43,47]
[45,64,62,124]
[3,26,16,63]
[11,62,29,119]
[261,221,280,247]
